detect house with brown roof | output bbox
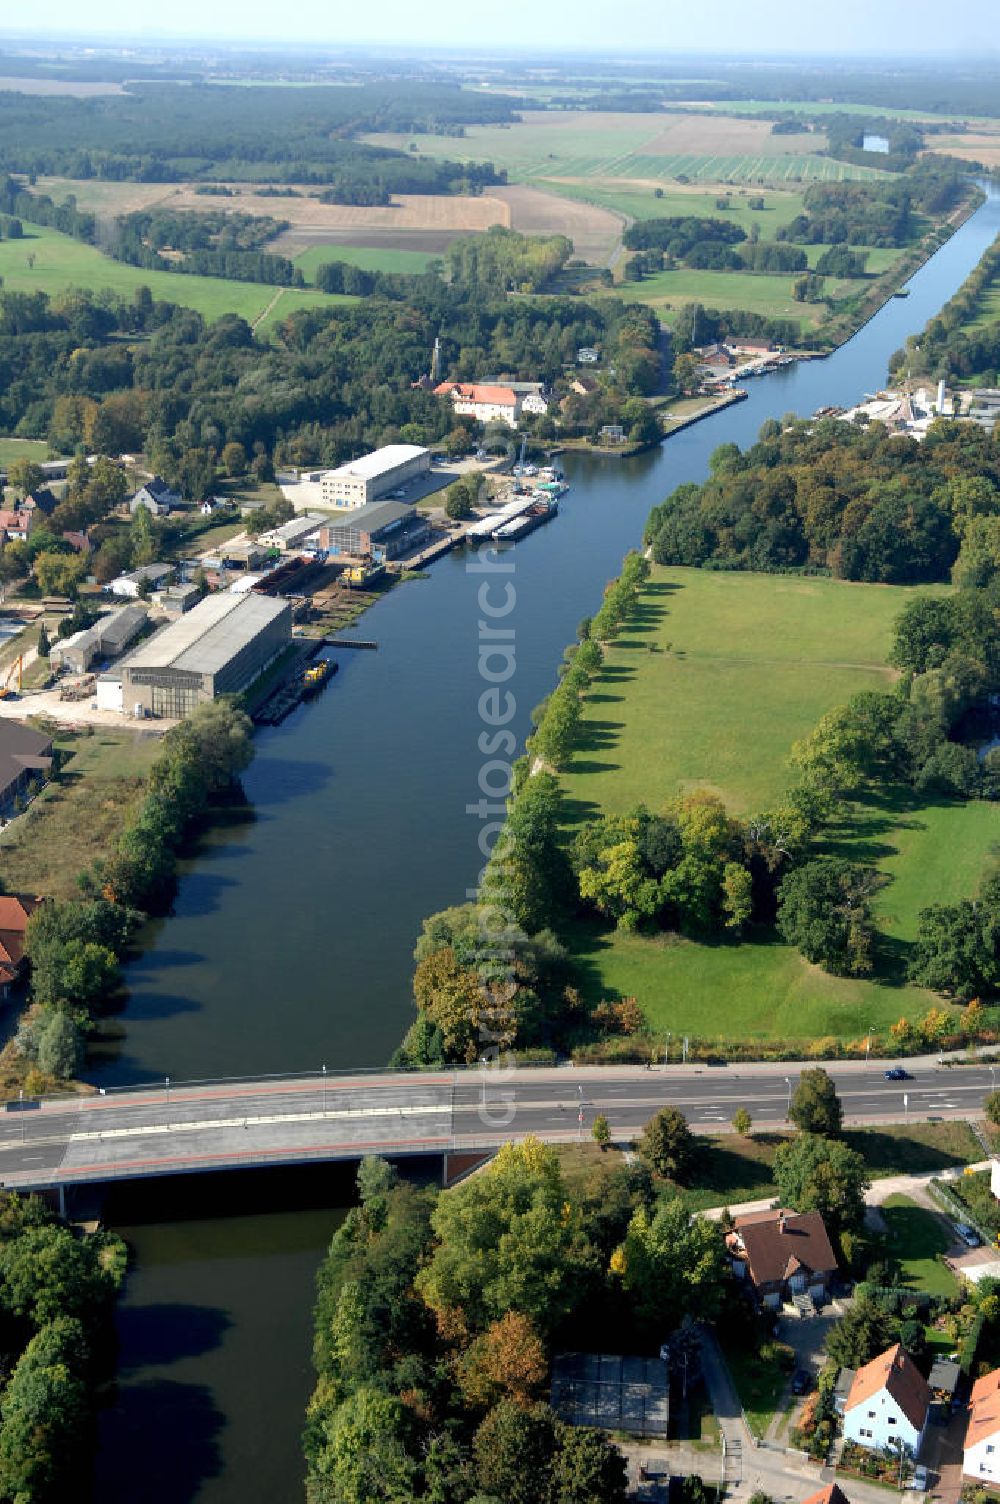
[0,894,43,997]
[0,721,52,816]
[843,1344,929,1457]
[727,1207,838,1308]
[964,1368,1000,1482]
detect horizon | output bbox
[0,1,997,60]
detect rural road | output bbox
[0,1054,995,1192]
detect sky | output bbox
[4,0,996,56]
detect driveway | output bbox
[764,1310,841,1445]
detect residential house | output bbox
[802,1485,853,1504]
[729,338,779,355]
[843,1344,929,1457]
[577,347,600,364]
[0,722,52,817]
[60,530,90,553]
[569,375,600,397]
[0,893,43,997]
[728,1207,838,1309]
[965,1369,1000,1482]
[129,477,181,517]
[0,508,36,542]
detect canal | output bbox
[93,184,1000,1502]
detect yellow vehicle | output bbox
[0,655,23,699]
[343,560,386,588]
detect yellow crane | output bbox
[0,655,23,699]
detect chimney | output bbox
[777,1211,786,1234]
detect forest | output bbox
[0,270,660,479]
[775,168,966,249]
[642,414,1000,582]
[0,82,513,192]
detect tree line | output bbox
[892,232,1000,384]
[13,701,254,1083]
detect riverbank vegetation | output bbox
[0,1190,125,1503]
[305,1143,726,1504]
[893,231,1000,386]
[1,700,254,1093]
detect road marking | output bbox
[69,1102,452,1143]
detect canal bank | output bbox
[92,182,1000,1504]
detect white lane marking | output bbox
[69,1103,450,1143]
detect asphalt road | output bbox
[0,1058,994,1191]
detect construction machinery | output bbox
[0,655,23,699]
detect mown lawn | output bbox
[880,1194,959,1297]
[559,566,985,1042]
[0,438,58,468]
[611,265,817,326]
[0,221,356,328]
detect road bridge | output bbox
[0,1057,995,1205]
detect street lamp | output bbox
[322,1063,327,1114]
[785,1076,793,1119]
[990,1064,996,1094]
[866,1027,874,1064]
[165,1076,170,1106]
[665,1032,672,1067]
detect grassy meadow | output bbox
[0,221,356,329]
[293,244,440,279]
[560,567,986,1043]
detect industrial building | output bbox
[318,501,431,561]
[319,445,430,509]
[114,591,291,718]
[50,604,149,676]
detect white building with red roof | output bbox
[965,1369,1000,1482]
[843,1344,929,1457]
[435,381,520,426]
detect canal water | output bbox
[93,184,1000,1503]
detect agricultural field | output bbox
[0,220,355,328]
[923,127,1000,168]
[367,110,886,185]
[559,566,984,1044]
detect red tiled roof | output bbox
[803,1485,852,1504]
[968,1369,1000,1448]
[435,381,517,406]
[0,894,43,971]
[846,1344,929,1433]
[0,510,28,530]
[733,1208,838,1288]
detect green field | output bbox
[293,244,439,280]
[542,179,808,235]
[561,567,981,1043]
[0,221,356,328]
[0,437,57,468]
[612,267,817,326]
